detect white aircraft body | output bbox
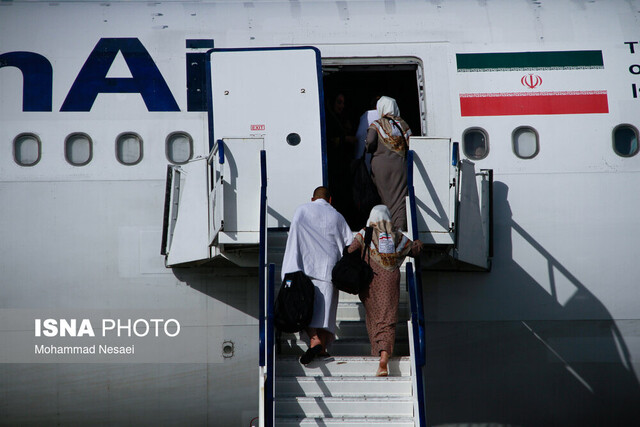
[1,0,640,425]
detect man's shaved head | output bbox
[312,186,331,202]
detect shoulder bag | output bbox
[331,227,374,295]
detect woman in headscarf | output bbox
[347,205,422,376]
[366,96,412,231]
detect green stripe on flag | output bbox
[457,51,604,71]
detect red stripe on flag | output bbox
[460,91,609,116]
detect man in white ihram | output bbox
[281,186,353,365]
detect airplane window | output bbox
[65,133,93,166]
[463,128,489,160]
[166,132,193,164]
[613,124,639,157]
[13,133,41,166]
[512,127,539,159]
[286,133,301,146]
[116,133,143,165]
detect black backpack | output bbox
[331,227,374,295]
[274,271,315,334]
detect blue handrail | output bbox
[407,150,426,365]
[218,139,225,164]
[266,263,275,425]
[258,150,274,426]
[406,263,426,426]
[406,150,427,427]
[259,150,267,368]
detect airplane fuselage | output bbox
[2,1,640,425]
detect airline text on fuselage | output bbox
[0,38,207,112]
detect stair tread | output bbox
[278,355,410,362]
[276,373,413,398]
[276,415,413,422]
[276,356,412,377]
[337,300,409,306]
[278,396,413,402]
[281,319,409,328]
[275,416,414,419]
[278,376,411,382]
[274,416,416,425]
[281,336,401,343]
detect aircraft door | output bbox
[209,137,264,245]
[454,161,492,270]
[208,47,325,229]
[161,158,210,267]
[408,137,492,271]
[408,137,456,245]
[209,140,224,243]
[162,47,325,268]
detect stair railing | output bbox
[258,150,275,427]
[406,263,426,426]
[266,263,275,426]
[406,149,427,426]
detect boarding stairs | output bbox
[157,45,495,427]
[272,262,416,426]
[162,139,490,426]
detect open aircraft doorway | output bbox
[321,58,425,230]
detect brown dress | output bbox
[348,236,420,357]
[366,117,411,231]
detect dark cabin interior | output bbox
[322,63,422,229]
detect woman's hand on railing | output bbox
[411,239,424,256]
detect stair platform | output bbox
[276,356,411,377]
[276,395,414,418]
[274,416,416,426]
[276,375,412,397]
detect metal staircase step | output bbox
[277,321,408,341]
[335,302,365,321]
[274,416,415,426]
[337,301,409,321]
[276,396,414,418]
[334,320,408,339]
[278,337,409,357]
[276,376,412,397]
[277,318,410,356]
[338,289,409,304]
[276,356,411,377]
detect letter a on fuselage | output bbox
[61,38,179,112]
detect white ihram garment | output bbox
[355,109,379,172]
[281,198,353,334]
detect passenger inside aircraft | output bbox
[322,63,422,230]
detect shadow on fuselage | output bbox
[172,259,260,320]
[423,181,640,427]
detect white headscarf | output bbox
[376,96,400,118]
[370,96,410,156]
[367,205,393,233]
[367,205,396,254]
[356,204,412,271]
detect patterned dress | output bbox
[347,230,420,357]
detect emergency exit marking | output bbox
[251,125,265,131]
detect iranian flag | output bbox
[457,51,609,116]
